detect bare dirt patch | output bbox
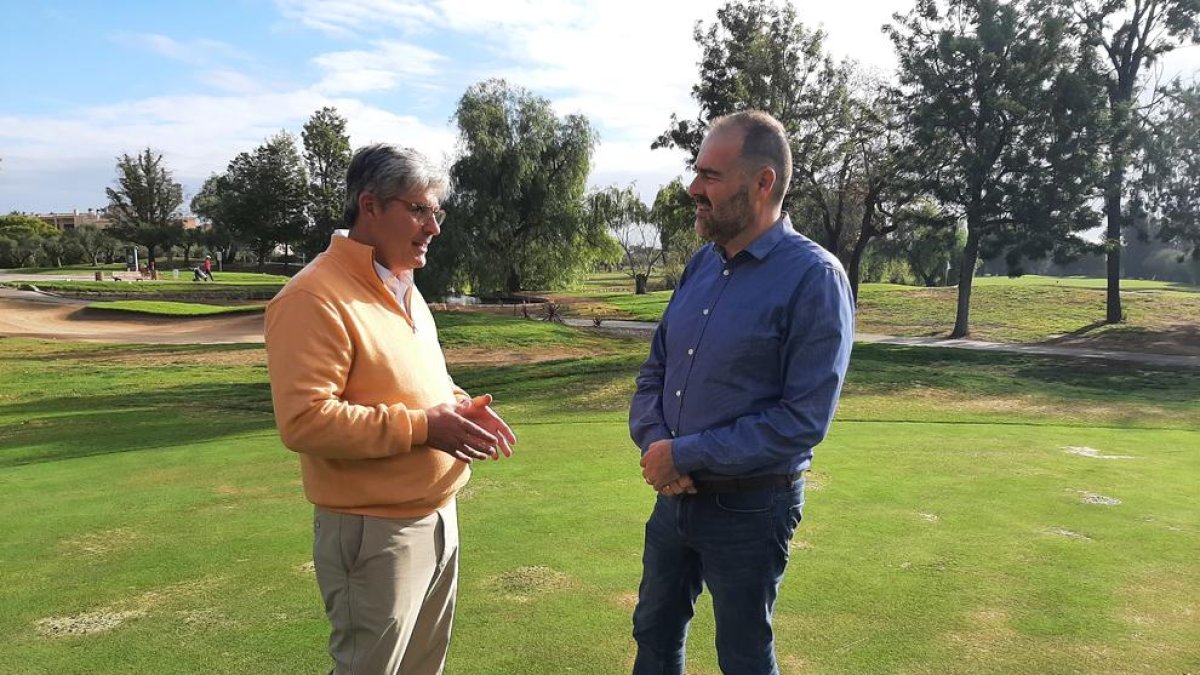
[1062,446,1136,460]
[1048,322,1200,357]
[610,591,639,610]
[444,346,597,366]
[1077,491,1121,506]
[35,610,146,637]
[942,607,1020,660]
[1043,527,1093,542]
[485,565,575,603]
[59,527,142,558]
[91,348,265,368]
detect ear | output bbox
[358,192,379,219]
[756,167,777,200]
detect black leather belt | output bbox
[692,472,805,494]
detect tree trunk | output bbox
[506,267,522,294]
[846,237,868,303]
[950,224,982,339]
[1104,182,1124,323]
[635,273,648,295]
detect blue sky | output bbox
[2,0,1197,215]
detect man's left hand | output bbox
[458,394,517,459]
[641,439,680,490]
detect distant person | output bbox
[265,143,518,675]
[202,255,214,281]
[628,111,855,674]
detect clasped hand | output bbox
[640,439,696,496]
[425,394,517,463]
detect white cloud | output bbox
[0,90,458,212]
[589,138,692,203]
[312,40,446,94]
[275,0,438,36]
[109,32,248,66]
[196,69,262,95]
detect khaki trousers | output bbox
[313,500,459,675]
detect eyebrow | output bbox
[694,166,722,179]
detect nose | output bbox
[688,173,703,199]
[424,216,441,237]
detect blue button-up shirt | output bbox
[629,215,855,478]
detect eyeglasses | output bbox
[390,197,446,225]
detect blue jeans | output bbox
[631,480,805,675]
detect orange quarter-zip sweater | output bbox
[265,234,468,518]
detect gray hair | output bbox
[708,110,792,205]
[344,143,449,228]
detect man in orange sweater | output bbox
[265,143,517,675]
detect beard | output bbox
[694,185,752,246]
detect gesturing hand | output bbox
[425,401,498,463]
[458,394,517,459]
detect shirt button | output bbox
[687,348,694,356]
[723,269,730,276]
[702,308,709,316]
[675,390,681,397]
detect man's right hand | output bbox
[424,402,498,463]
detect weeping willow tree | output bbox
[425,79,612,296]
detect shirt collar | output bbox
[713,213,793,262]
[332,229,413,299]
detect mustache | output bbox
[693,196,712,208]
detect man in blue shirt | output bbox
[628,110,855,674]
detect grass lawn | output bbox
[556,274,1200,352]
[87,301,266,317]
[1,312,1198,673]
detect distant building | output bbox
[34,210,201,232]
[37,209,111,231]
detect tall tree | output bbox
[654,0,834,178]
[445,78,601,294]
[587,184,656,294]
[191,173,241,265]
[651,177,702,288]
[1140,81,1200,257]
[301,106,352,258]
[192,133,308,271]
[1067,0,1200,322]
[105,148,185,261]
[889,0,1105,337]
[655,0,922,298]
[790,74,929,298]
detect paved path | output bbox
[1,283,1196,367]
[564,318,1200,369]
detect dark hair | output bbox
[708,110,792,204]
[344,144,449,228]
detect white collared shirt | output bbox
[333,229,421,331]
